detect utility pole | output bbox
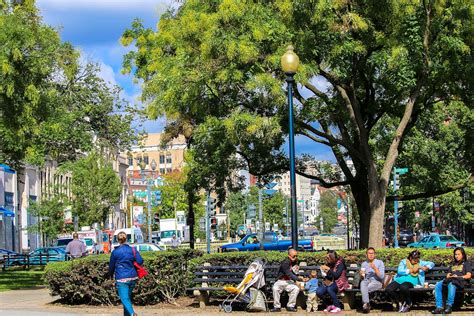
[206,192,211,254]
[258,187,263,250]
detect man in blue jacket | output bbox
[109,231,144,316]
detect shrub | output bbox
[44,249,202,305]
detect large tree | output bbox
[1,0,135,167]
[122,0,472,247]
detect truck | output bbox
[220,231,314,252]
[77,228,104,254]
[111,227,144,249]
[159,211,189,246]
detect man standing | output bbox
[271,248,308,312]
[170,233,181,249]
[65,232,87,259]
[360,247,385,313]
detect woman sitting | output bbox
[385,250,434,313]
[316,250,349,313]
[432,247,472,314]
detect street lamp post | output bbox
[139,159,157,243]
[281,45,300,250]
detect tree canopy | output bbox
[122,0,473,247]
[1,0,135,168]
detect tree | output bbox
[1,1,136,167]
[316,191,338,233]
[63,151,122,227]
[156,171,188,219]
[122,0,472,247]
[28,191,73,239]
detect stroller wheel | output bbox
[223,304,233,313]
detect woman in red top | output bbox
[317,250,349,313]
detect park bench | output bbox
[187,262,473,310]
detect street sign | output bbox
[263,189,277,195]
[395,167,409,174]
[266,182,278,189]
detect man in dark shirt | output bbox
[271,248,308,312]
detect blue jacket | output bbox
[304,278,319,293]
[395,258,435,285]
[108,244,144,280]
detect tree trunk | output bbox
[187,190,195,249]
[351,182,371,249]
[368,184,387,248]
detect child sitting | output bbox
[305,270,319,312]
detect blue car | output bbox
[407,234,465,249]
[28,247,67,265]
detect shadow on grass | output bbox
[0,268,45,291]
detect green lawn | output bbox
[0,269,45,291]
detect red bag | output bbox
[132,247,148,279]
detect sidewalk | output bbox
[0,288,473,315]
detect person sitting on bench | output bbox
[317,250,349,313]
[271,248,308,312]
[432,247,472,315]
[385,250,434,313]
[360,247,385,313]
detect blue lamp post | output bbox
[281,45,300,250]
[139,159,157,243]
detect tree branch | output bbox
[296,170,351,188]
[386,175,473,202]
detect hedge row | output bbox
[44,248,474,306]
[44,249,201,305]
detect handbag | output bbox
[131,247,148,279]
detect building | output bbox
[124,133,187,226]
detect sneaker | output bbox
[444,305,452,314]
[330,307,342,313]
[270,307,281,312]
[286,307,297,312]
[400,303,411,313]
[431,308,444,314]
[362,303,371,313]
[398,302,406,313]
[323,305,334,312]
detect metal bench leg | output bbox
[194,290,209,308]
[342,293,355,310]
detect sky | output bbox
[36,0,335,162]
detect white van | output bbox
[112,227,144,249]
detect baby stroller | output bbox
[220,259,268,313]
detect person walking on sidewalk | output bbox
[271,248,308,312]
[360,247,385,313]
[109,231,143,316]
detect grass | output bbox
[0,268,45,291]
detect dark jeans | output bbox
[316,282,341,308]
[116,280,137,316]
[385,281,414,305]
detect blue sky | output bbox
[36,0,334,162]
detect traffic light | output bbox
[210,217,217,230]
[208,197,217,216]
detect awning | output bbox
[0,207,15,217]
[0,164,15,174]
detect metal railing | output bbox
[1,253,66,270]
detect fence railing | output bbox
[1,253,67,270]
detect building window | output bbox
[143,154,149,165]
[159,154,165,164]
[128,156,133,166]
[166,168,172,173]
[166,154,172,164]
[160,168,165,174]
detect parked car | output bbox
[27,247,66,265]
[398,229,415,247]
[56,237,73,250]
[0,248,22,267]
[129,243,163,252]
[407,234,465,249]
[220,232,313,252]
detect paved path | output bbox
[1,288,473,315]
